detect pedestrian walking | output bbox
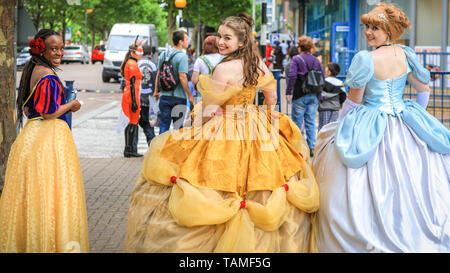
[153,30,194,134]
[317,62,347,131]
[0,29,89,252]
[265,41,273,67]
[137,44,158,146]
[125,12,319,253]
[272,40,284,72]
[313,3,450,252]
[284,46,298,91]
[191,35,223,103]
[286,35,325,157]
[119,37,144,157]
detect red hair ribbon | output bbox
[240,200,246,209]
[29,38,45,55]
[284,184,289,191]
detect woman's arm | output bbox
[191,71,200,86]
[41,100,80,119]
[347,87,365,104]
[407,73,430,108]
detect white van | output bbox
[102,23,158,82]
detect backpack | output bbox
[293,55,324,99]
[158,50,181,92]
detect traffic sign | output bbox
[269,33,280,45]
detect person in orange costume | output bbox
[120,37,144,157]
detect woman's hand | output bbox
[286,95,292,104]
[70,100,81,113]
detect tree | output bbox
[0,0,17,191]
[159,0,252,52]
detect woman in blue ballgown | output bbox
[313,3,449,252]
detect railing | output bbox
[334,50,450,128]
[404,72,450,128]
[416,51,450,73]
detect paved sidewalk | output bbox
[80,157,143,253]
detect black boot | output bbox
[124,124,134,157]
[129,124,143,157]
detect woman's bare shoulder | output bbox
[33,65,55,79]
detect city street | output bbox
[17,63,149,253]
[16,61,290,253]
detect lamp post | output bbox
[175,0,186,28]
[84,9,93,46]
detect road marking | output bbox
[72,101,119,127]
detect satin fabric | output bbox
[125,75,319,253]
[313,117,450,252]
[337,45,449,169]
[122,59,142,125]
[0,119,89,253]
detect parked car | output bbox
[62,44,90,64]
[16,46,31,70]
[91,44,105,64]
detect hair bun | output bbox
[237,12,254,28]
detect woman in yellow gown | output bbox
[125,13,319,253]
[0,29,89,252]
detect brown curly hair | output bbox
[361,3,411,42]
[217,12,264,87]
[297,36,314,53]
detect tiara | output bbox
[371,12,388,24]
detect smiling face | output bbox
[364,23,390,48]
[217,25,244,55]
[43,35,64,67]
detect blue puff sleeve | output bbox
[344,51,374,89]
[397,44,430,84]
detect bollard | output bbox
[65,80,77,128]
[271,69,282,109]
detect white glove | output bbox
[416,92,430,109]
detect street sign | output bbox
[269,33,280,45]
[336,25,350,32]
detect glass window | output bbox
[107,35,148,51]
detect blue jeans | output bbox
[158,95,190,134]
[292,94,319,151]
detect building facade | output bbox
[272,0,449,73]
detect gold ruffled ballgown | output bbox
[0,119,89,253]
[125,74,319,253]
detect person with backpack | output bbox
[137,44,158,145]
[318,62,347,131]
[153,30,193,134]
[191,35,223,102]
[285,35,325,157]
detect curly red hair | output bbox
[361,3,411,42]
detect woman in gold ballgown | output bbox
[0,29,89,253]
[125,13,319,253]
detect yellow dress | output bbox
[125,74,319,253]
[0,75,89,253]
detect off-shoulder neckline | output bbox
[199,73,275,87]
